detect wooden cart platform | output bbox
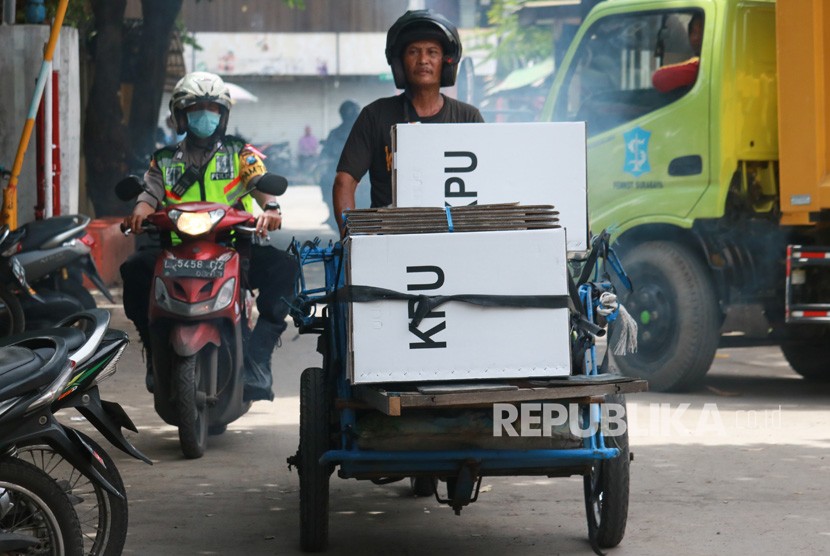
[350,375,648,416]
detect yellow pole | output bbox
[2,0,70,229]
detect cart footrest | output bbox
[323,447,620,478]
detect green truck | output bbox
[540,0,830,390]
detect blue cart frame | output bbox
[288,234,646,553]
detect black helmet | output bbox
[385,9,462,89]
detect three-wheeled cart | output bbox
[287,231,647,553]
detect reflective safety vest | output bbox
[153,139,256,213]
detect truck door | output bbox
[544,8,710,235]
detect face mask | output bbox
[186,110,221,138]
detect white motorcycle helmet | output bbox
[169,72,232,137]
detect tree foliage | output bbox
[37,0,299,216]
[484,0,555,79]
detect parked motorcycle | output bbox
[6,309,150,555]
[116,173,288,458]
[0,226,25,337]
[0,168,113,334]
[0,214,113,331]
[0,309,150,555]
[0,334,92,555]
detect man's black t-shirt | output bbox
[337,93,484,208]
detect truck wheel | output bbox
[780,325,830,381]
[613,241,720,391]
[299,367,332,552]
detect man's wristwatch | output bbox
[263,201,281,213]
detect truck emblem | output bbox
[623,127,651,177]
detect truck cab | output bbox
[540,0,794,391]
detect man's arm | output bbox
[124,159,164,234]
[333,171,359,237]
[241,145,283,235]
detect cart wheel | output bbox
[583,393,629,549]
[409,477,437,497]
[300,367,331,552]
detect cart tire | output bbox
[613,241,720,391]
[300,367,331,552]
[584,393,629,549]
[409,477,437,497]
[175,353,208,459]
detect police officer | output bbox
[120,71,297,402]
[332,10,484,234]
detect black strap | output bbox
[170,142,222,199]
[317,284,571,328]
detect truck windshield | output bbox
[553,10,704,136]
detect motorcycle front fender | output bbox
[170,322,220,357]
[8,414,123,499]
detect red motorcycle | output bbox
[116,175,287,458]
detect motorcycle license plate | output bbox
[163,258,225,278]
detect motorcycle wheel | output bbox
[175,353,208,459]
[0,284,25,337]
[56,278,97,310]
[0,457,84,556]
[17,431,128,556]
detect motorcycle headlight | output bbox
[169,209,225,236]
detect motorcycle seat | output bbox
[0,327,86,352]
[19,215,90,251]
[0,344,61,402]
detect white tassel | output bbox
[613,302,638,356]
[597,292,638,355]
[597,292,618,316]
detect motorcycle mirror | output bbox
[256,173,289,197]
[115,175,145,201]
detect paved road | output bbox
[81,186,830,555]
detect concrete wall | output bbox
[0,25,80,224]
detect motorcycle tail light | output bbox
[79,233,95,248]
[93,343,128,386]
